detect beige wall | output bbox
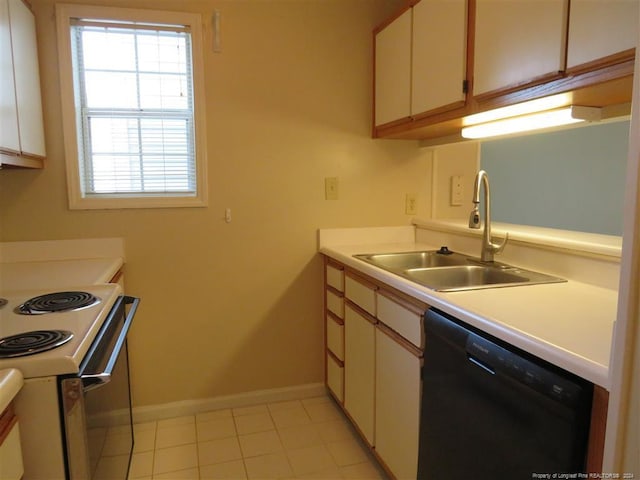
[0,0,431,407]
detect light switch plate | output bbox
[325,177,339,200]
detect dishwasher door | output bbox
[417,308,592,480]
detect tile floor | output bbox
[127,395,389,479]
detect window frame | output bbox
[56,4,208,209]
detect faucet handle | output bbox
[492,232,509,254]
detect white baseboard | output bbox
[131,382,328,424]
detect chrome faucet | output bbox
[468,170,508,262]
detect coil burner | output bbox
[17,291,100,315]
[0,330,74,358]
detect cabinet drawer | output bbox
[345,272,376,316]
[326,353,344,403]
[377,290,424,349]
[326,313,344,361]
[326,289,344,319]
[326,262,344,292]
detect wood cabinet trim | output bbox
[377,287,427,315]
[0,151,44,169]
[326,259,344,271]
[373,1,416,35]
[0,403,17,444]
[327,349,344,368]
[345,269,378,291]
[376,321,423,358]
[410,99,467,123]
[328,258,427,309]
[566,48,636,78]
[327,310,344,326]
[326,285,344,298]
[473,71,565,103]
[586,385,608,473]
[345,301,377,326]
[476,60,634,112]
[109,269,123,285]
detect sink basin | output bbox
[353,250,566,291]
[405,265,529,291]
[354,250,472,270]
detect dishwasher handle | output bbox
[81,296,139,392]
[467,354,496,375]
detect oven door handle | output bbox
[81,296,139,392]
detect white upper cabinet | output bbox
[9,0,45,157]
[1,0,46,161]
[374,8,411,126]
[411,0,467,116]
[0,0,20,153]
[473,0,568,97]
[567,0,639,71]
[374,1,468,127]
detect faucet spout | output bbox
[469,170,508,262]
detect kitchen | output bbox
[0,0,639,479]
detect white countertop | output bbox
[320,238,617,388]
[0,258,123,292]
[0,368,24,413]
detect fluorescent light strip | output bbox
[462,93,572,127]
[461,106,601,139]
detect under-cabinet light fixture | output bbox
[461,105,602,140]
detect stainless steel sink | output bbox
[354,250,470,270]
[353,250,565,292]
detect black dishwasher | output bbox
[418,308,593,480]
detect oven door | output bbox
[61,296,139,480]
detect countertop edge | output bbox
[0,368,24,413]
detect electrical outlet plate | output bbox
[325,177,339,200]
[405,193,417,215]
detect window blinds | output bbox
[70,20,196,196]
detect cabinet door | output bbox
[8,0,45,157]
[0,419,24,480]
[474,0,567,97]
[374,8,411,126]
[0,0,20,153]
[375,326,421,480]
[411,0,467,116]
[567,0,638,71]
[344,303,375,445]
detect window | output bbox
[56,5,207,209]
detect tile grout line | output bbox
[130,396,385,479]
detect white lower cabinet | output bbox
[326,353,344,403]
[375,325,422,480]
[0,405,24,480]
[324,261,426,478]
[344,303,376,445]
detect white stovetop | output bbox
[319,227,618,388]
[0,284,122,378]
[0,238,126,379]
